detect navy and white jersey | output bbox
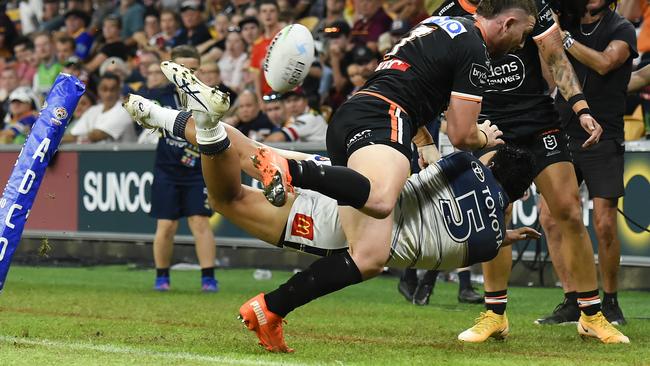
[283,152,509,269]
[137,84,204,185]
[362,16,488,127]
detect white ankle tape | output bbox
[196,123,227,145]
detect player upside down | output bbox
[124,61,541,352]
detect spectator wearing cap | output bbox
[0,68,20,127]
[0,87,39,144]
[323,20,354,111]
[33,32,63,98]
[238,16,260,52]
[13,37,38,88]
[313,0,347,42]
[265,88,327,142]
[68,72,137,143]
[350,44,379,79]
[378,19,411,55]
[173,1,212,47]
[250,0,284,103]
[226,90,278,141]
[119,0,146,47]
[39,0,65,32]
[64,9,94,60]
[99,57,133,96]
[219,30,249,94]
[350,0,392,52]
[196,62,238,104]
[85,16,131,73]
[262,92,288,127]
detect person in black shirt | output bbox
[85,15,132,73]
[433,0,629,344]
[535,0,637,327]
[242,0,538,352]
[173,1,212,47]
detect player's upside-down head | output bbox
[487,145,536,202]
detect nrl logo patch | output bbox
[53,107,68,120]
[542,135,557,151]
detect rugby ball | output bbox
[264,24,315,93]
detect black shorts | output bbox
[568,137,625,199]
[477,128,572,178]
[326,92,414,166]
[150,174,212,220]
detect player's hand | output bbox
[502,227,542,247]
[417,144,440,168]
[478,120,504,148]
[579,114,602,148]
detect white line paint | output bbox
[0,335,308,366]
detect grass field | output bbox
[0,265,648,366]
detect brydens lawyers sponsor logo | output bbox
[470,63,488,87]
[485,54,526,92]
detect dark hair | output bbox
[488,145,536,202]
[550,0,588,29]
[171,45,200,61]
[56,35,76,49]
[258,0,279,10]
[99,71,122,85]
[476,0,537,19]
[13,36,34,51]
[103,14,122,29]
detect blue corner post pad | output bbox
[0,74,85,292]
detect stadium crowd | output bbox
[0,0,645,342]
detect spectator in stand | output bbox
[226,89,278,141]
[313,0,347,42]
[378,19,411,55]
[197,13,231,63]
[0,87,39,144]
[346,63,365,96]
[119,0,146,47]
[218,29,248,94]
[144,9,181,59]
[322,20,353,111]
[262,91,288,127]
[62,56,91,89]
[350,44,379,79]
[250,0,284,103]
[0,67,20,126]
[128,50,161,87]
[196,62,238,104]
[63,9,94,60]
[61,90,97,143]
[147,45,220,293]
[0,9,18,59]
[350,0,392,52]
[173,0,213,47]
[238,16,260,52]
[67,72,137,143]
[389,0,429,25]
[85,15,132,73]
[55,36,77,65]
[13,37,38,88]
[99,57,134,96]
[33,32,63,98]
[40,0,65,32]
[265,88,328,142]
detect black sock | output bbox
[458,269,471,290]
[577,289,601,316]
[564,291,578,305]
[484,290,507,315]
[156,268,170,278]
[264,252,362,318]
[199,136,231,155]
[401,268,417,287]
[603,291,618,305]
[287,160,370,208]
[420,270,439,287]
[201,267,215,278]
[172,111,192,138]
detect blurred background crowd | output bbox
[0,0,649,146]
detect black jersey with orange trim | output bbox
[432,0,478,17]
[433,0,562,138]
[361,16,488,128]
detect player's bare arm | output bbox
[536,27,603,148]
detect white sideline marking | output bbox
[0,335,306,366]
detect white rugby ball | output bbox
[263,23,315,93]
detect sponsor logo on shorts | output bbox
[347,129,372,149]
[376,59,411,72]
[291,213,314,240]
[471,161,485,182]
